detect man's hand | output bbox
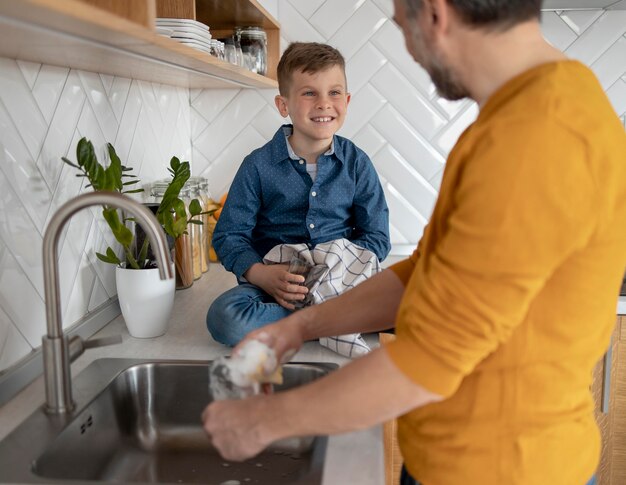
[202,395,274,461]
[235,317,305,365]
[244,263,309,310]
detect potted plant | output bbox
[61,137,205,338]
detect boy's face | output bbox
[274,65,350,147]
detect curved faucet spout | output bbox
[42,192,174,414]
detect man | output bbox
[202,1,626,484]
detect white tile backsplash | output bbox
[0,0,624,372]
[327,1,387,59]
[0,60,191,371]
[558,9,604,35]
[541,11,578,51]
[309,0,367,39]
[565,10,626,65]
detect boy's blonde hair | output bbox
[277,42,346,96]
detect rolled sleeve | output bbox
[385,122,597,397]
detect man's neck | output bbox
[452,21,567,107]
[288,131,332,164]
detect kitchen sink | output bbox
[0,358,336,484]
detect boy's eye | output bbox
[303,91,315,96]
[330,90,342,96]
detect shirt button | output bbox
[311,191,317,197]
[309,223,315,229]
[299,159,304,165]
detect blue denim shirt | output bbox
[213,125,391,279]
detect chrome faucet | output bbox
[42,192,174,414]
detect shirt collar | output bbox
[271,124,344,164]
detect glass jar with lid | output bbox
[237,26,267,75]
[189,177,210,275]
[209,39,224,60]
[186,180,204,280]
[147,180,194,289]
[233,31,245,68]
[197,177,214,272]
[175,185,195,289]
[222,36,238,65]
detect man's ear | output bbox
[275,95,289,118]
[428,0,450,33]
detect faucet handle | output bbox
[68,335,122,363]
[83,335,123,349]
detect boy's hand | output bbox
[244,263,309,310]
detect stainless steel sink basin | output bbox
[0,358,337,484]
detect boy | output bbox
[207,42,390,347]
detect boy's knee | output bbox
[206,298,240,347]
[206,293,246,346]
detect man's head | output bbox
[401,0,541,29]
[275,43,351,147]
[393,0,542,100]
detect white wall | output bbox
[0,64,191,371]
[0,1,624,371]
[192,0,626,250]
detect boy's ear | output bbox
[346,92,351,106]
[274,95,289,118]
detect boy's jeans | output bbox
[206,283,292,346]
[400,466,597,485]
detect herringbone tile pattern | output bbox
[0,61,191,370]
[0,1,624,371]
[191,2,626,254]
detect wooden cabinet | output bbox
[157,0,280,82]
[593,316,626,485]
[0,0,279,89]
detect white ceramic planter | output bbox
[115,263,176,338]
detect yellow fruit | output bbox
[219,192,228,207]
[209,246,218,262]
[214,207,223,220]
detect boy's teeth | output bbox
[313,117,332,122]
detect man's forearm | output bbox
[261,346,442,442]
[294,268,405,341]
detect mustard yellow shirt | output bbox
[386,61,626,485]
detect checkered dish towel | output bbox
[263,238,381,358]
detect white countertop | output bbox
[0,264,384,485]
[618,296,626,315]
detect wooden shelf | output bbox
[0,0,279,89]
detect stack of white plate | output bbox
[156,18,213,55]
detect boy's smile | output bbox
[275,65,351,156]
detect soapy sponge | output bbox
[209,340,283,400]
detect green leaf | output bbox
[106,144,124,192]
[137,237,150,265]
[96,247,122,265]
[61,157,81,169]
[102,207,133,247]
[189,198,202,216]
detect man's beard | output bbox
[408,23,469,101]
[427,56,469,101]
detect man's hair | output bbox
[277,42,346,96]
[402,0,541,29]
